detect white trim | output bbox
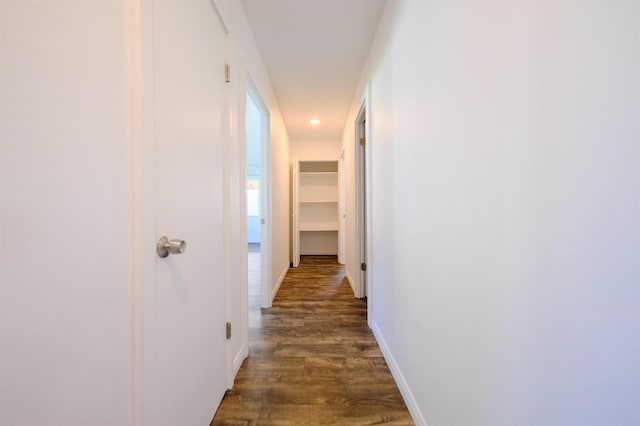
[235,75,249,391]
[354,83,373,319]
[216,8,233,392]
[232,346,246,379]
[345,270,356,294]
[354,102,366,299]
[371,321,427,426]
[338,150,346,265]
[236,75,273,388]
[363,82,374,328]
[271,263,289,302]
[222,23,234,393]
[291,158,300,268]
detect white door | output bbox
[148,1,227,424]
[292,158,300,267]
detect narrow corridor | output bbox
[211,256,413,425]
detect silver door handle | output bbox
[157,236,186,258]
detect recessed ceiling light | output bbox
[309,118,320,125]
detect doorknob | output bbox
[157,236,186,258]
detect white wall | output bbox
[290,139,342,161]
[213,0,291,377]
[343,1,640,425]
[0,2,132,424]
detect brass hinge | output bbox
[360,262,367,271]
[225,64,230,83]
[226,322,231,339]
[360,137,366,146]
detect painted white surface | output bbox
[0,0,291,422]
[292,159,300,267]
[213,0,291,382]
[0,1,131,424]
[353,99,371,301]
[338,152,346,264]
[343,1,640,424]
[290,139,342,161]
[240,0,386,140]
[147,1,228,424]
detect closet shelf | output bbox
[299,199,338,204]
[299,222,339,232]
[294,160,340,262]
[299,171,338,176]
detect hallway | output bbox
[211,256,413,425]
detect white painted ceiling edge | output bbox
[240,0,387,141]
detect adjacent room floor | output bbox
[211,254,414,425]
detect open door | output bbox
[292,158,300,267]
[355,104,368,299]
[146,1,228,424]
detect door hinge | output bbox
[360,137,366,146]
[225,64,230,83]
[361,262,367,271]
[226,322,231,339]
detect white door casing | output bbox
[355,103,367,299]
[292,158,300,267]
[339,151,346,265]
[246,79,273,308]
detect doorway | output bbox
[245,78,272,318]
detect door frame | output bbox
[238,74,272,378]
[354,85,373,325]
[292,158,300,267]
[338,150,346,265]
[245,76,271,310]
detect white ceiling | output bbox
[240,0,387,141]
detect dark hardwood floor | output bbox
[211,254,414,425]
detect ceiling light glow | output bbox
[309,119,320,125]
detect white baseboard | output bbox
[271,263,288,302]
[232,345,246,379]
[345,270,355,294]
[371,320,428,426]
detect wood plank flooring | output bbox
[211,255,414,425]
